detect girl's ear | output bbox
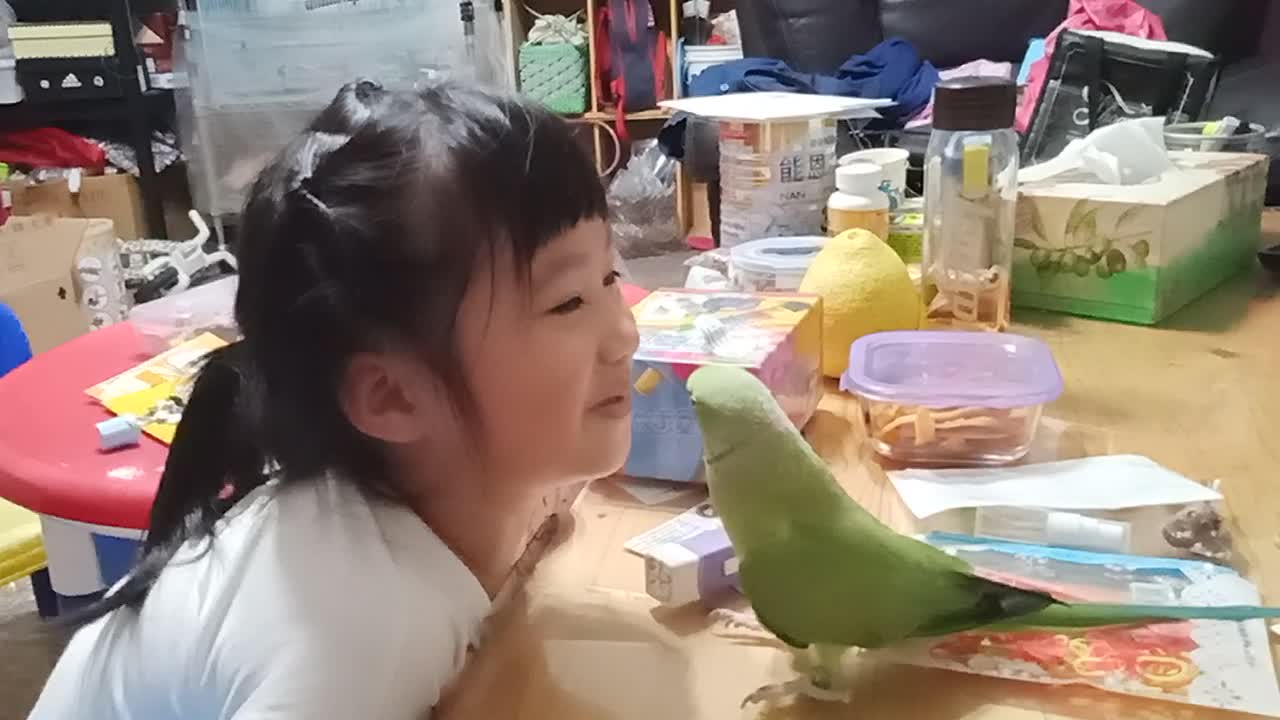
[339,351,441,445]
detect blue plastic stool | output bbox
[0,302,31,377]
[0,304,50,616]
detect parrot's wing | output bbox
[737,521,1059,650]
[906,573,1059,637]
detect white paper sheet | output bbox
[888,454,1222,519]
[660,92,889,122]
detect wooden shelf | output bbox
[566,108,673,123]
[510,0,689,232]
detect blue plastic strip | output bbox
[924,532,1225,573]
[91,533,143,589]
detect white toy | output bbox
[135,211,237,303]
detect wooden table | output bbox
[437,214,1280,720]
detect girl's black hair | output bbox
[73,80,607,623]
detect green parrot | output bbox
[686,365,1280,702]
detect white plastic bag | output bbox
[607,140,681,258]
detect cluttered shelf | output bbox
[0,89,172,129]
[566,108,674,123]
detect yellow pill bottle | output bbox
[826,162,890,241]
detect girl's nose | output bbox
[601,294,640,365]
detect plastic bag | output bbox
[128,275,238,354]
[682,247,731,276]
[1016,0,1167,133]
[607,139,681,258]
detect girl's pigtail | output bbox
[64,343,266,623]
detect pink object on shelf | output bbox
[1016,0,1167,133]
[0,323,165,529]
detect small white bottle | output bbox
[974,506,1132,554]
[827,161,890,240]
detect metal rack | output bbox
[0,0,174,237]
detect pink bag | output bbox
[1016,0,1167,132]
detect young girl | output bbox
[29,79,639,719]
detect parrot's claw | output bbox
[741,677,851,708]
[709,608,767,634]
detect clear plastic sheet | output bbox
[177,0,512,217]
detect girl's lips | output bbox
[590,393,632,419]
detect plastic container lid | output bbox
[933,77,1016,131]
[729,235,826,276]
[841,330,1064,408]
[834,162,882,195]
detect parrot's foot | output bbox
[741,677,851,708]
[709,608,766,634]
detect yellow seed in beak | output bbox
[634,367,663,395]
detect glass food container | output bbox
[840,330,1063,466]
[922,78,1019,331]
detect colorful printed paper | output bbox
[885,534,1280,717]
[86,332,227,445]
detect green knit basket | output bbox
[518,42,588,115]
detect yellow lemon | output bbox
[799,229,921,378]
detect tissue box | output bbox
[625,289,822,482]
[1012,152,1269,324]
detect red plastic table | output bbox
[0,322,165,609]
[0,322,166,528]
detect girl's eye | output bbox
[550,296,584,315]
[549,271,622,315]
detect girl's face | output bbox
[457,218,639,493]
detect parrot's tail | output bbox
[992,602,1280,631]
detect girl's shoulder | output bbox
[169,475,493,714]
[204,473,490,611]
[35,475,494,720]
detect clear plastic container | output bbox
[728,235,825,291]
[840,330,1063,466]
[128,275,238,353]
[718,118,837,247]
[1163,121,1267,154]
[922,79,1019,332]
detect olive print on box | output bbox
[1012,152,1269,324]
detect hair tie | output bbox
[294,180,333,217]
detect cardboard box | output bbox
[1013,152,1270,324]
[8,173,148,240]
[625,289,823,483]
[0,216,129,353]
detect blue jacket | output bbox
[688,37,939,126]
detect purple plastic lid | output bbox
[840,331,1064,409]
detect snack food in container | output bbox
[841,330,1063,465]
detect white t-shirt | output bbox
[28,475,492,720]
